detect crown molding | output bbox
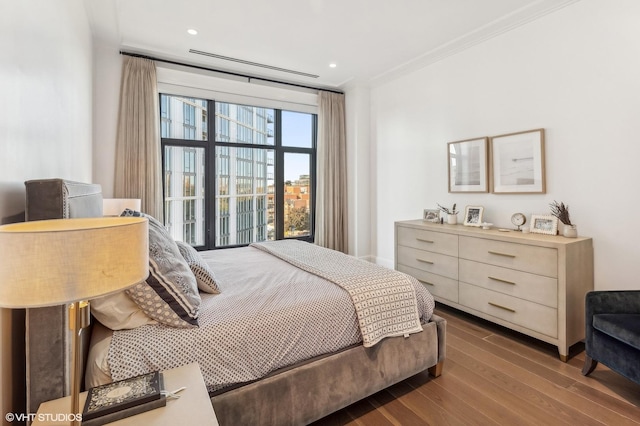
[368,0,581,88]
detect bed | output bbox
[24,178,446,425]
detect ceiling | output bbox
[85,0,578,90]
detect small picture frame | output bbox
[463,206,484,226]
[529,214,558,235]
[448,137,489,193]
[423,209,441,222]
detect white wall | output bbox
[345,85,372,260]
[0,0,93,421]
[92,45,122,197]
[367,0,640,290]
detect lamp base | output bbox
[69,301,91,426]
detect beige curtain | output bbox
[114,56,163,221]
[315,91,348,252]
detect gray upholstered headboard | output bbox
[24,179,103,414]
[25,179,103,221]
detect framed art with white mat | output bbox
[490,129,545,194]
[448,137,489,193]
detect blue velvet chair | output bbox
[582,290,640,384]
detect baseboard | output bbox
[373,257,394,269]
[356,254,375,263]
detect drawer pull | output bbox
[416,258,434,265]
[419,280,434,286]
[488,250,516,258]
[489,276,516,285]
[416,238,434,244]
[488,302,516,313]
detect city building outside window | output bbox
[160,94,316,249]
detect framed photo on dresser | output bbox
[529,214,558,235]
[463,206,484,226]
[423,209,441,222]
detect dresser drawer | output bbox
[396,245,458,279]
[459,236,557,278]
[459,282,558,338]
[397,226,458,257]
[397,264,459,303]
[459,259,557,308]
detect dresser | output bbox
[395,220,593,361]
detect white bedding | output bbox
[86,245,434,392]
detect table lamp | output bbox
[0,217,149,426]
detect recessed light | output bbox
[187,29,198,35]
[329,63,337,68]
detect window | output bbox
[163,145,205,246]
[160,95,316,249]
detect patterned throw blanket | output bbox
[251,240,424,347]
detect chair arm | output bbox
[585,290,640,349]
[585,291,640,317]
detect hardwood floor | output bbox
[312,304,640,425]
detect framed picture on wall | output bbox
[530,214,558,235]
[490,128,545,194]
[447,137,489,193]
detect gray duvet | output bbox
[106,245,434,392]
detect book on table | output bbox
[82,371,165,425]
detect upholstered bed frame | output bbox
[24,178,446,425]
[24,179,103,414]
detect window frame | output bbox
[160,96,316,250]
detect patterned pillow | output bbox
[175,241,221,294]
[121,209,201,328]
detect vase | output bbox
[562,224,578,238]
[447,214,458,225]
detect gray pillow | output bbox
[121,209,200,328]
[175,241,221,294]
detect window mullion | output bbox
[310,114,318,241]
[274,110,284,240]
[207,99,216,250]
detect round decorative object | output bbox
[511,213,526,231]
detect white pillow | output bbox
[90,291,157,330]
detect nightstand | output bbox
[34,363,218,425]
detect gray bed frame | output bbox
[24,178,446,425]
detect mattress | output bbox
[86,245,434,392]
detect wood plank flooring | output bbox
[312,304,640,425]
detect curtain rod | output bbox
[119,51,344,95]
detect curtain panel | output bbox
[114,56,163,221]
[315,91,348,252]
